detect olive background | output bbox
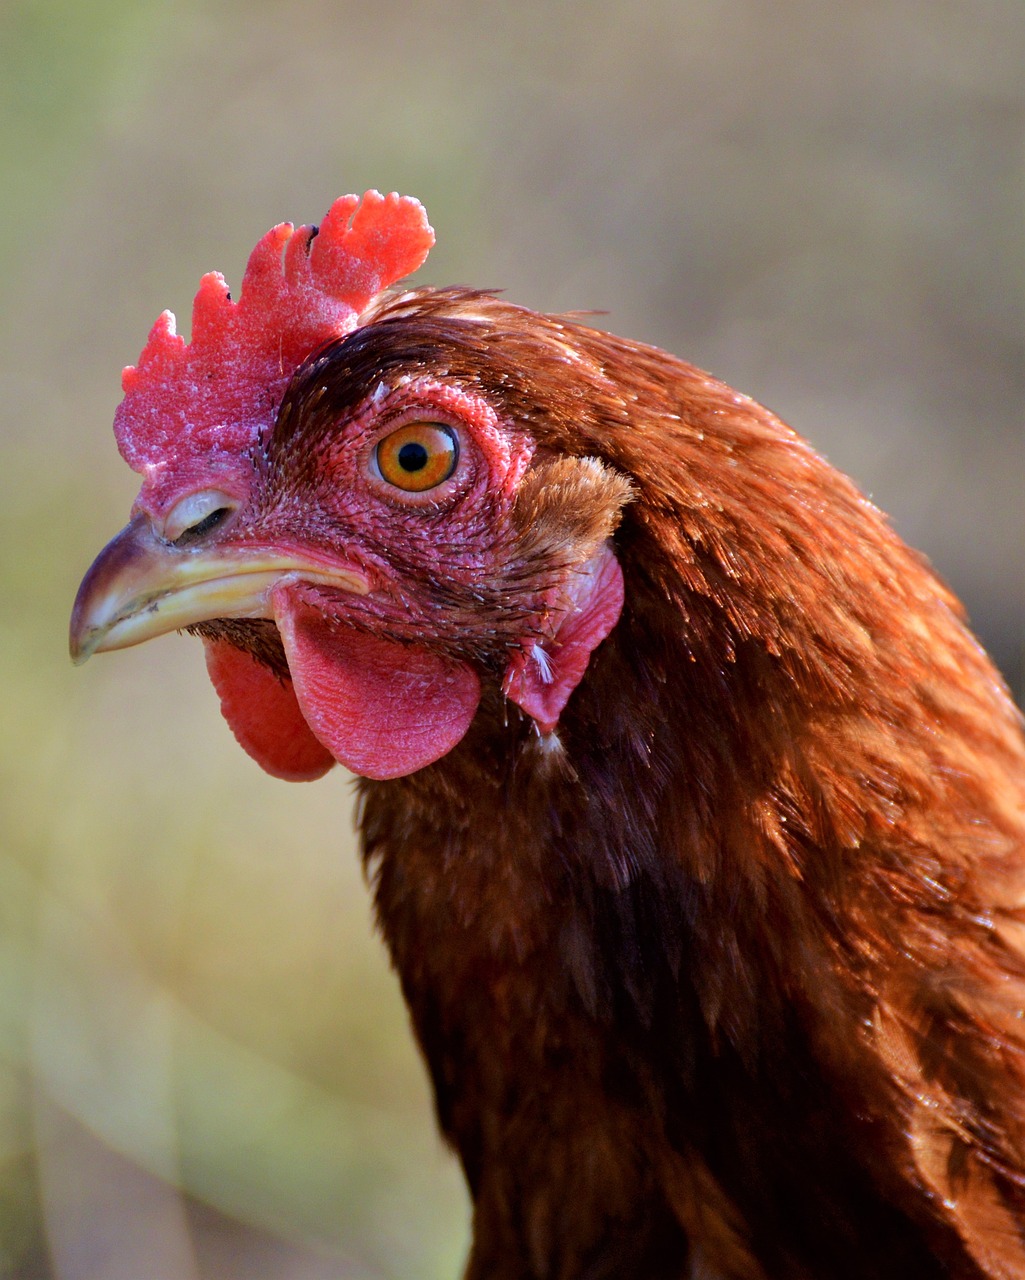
[1,3,1021,1276]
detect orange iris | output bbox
[375,422,459,493]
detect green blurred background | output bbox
[1,1,1022,1276]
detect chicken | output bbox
[70,191,1025,1280]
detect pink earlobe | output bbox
[503,543,624,734]
[272,585,482,780]
[203,639,336,781]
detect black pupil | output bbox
[397,441,430,473]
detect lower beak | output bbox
[69,515,368,664]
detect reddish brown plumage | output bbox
[75,262,1025,1276]
[332,292,1025,1278]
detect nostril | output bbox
[162,489,238,544]
[173,506,231,545]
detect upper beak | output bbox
[69,514,369,665]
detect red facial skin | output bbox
[95,369,624,781]
[216,376,536,781]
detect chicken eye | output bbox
[375,422,458,493]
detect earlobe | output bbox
[503,542,624,735]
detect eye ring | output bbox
[374,422,459,493]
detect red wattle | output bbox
[203,638,336,781]
[272,585,481,781]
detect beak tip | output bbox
[69,585,101,664]
[68,624,95,665]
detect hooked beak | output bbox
[69,514,369,665]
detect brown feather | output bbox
[333,289,1025,1277]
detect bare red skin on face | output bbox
[198,375,625,777]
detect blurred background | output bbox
[1,1,1022,1276]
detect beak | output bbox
[69,514,369,665]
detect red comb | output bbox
[113,191,434,512]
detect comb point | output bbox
[112,191,434,512]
